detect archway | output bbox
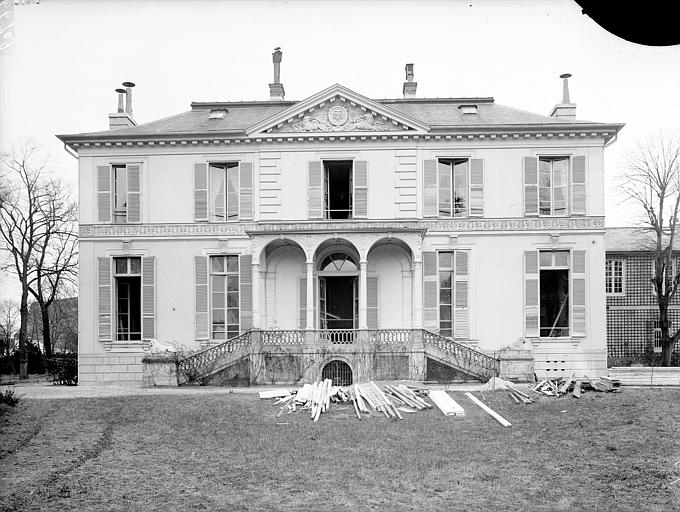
[321,359,353,386]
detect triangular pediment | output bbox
[246,84,430,136]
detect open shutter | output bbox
[453,251,469,338]
[195,256,209,340]
[423,251,438,330]
[97,165,111,223]
[299,276,307,329]
[572,250,586,336]
[126,164,141,223]
[367,276,378,329]
[571,155,586,215]
[469,159,484,217]
[524,251,539,337]
[142,256,155,340]
[194,163,208,221]
[423,160,437,217]
[524,157,539,216]
[353,160,368,218]
[239,162,254,219]
[240,255,253,331]
[308,161,323,219]
[97,257,112,341]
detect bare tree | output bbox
[623,134,680,366]
[0,299,19,362]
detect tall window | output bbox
[539,157,569,216]
[112,165,128,223]
[539,251,570,337]
[211,255,240,339]
[324,160,353,219]
[436,251,468,338]
[114,257,141,341]
[605,259,625,295]
[209,162,239,221]
[438,158,469,217]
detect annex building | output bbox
[58,51,624,386]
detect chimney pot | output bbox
[269,47,285,101]
[122,81,135,115]
[560,73,572,103]
[115,88,126,113]
[549,73,576,120]
[403,63,417,98]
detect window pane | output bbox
[212,275,225,292]
[227,275,239,291]
[439,272,451,288]
[227,292,239,308]
[453,159,468,216]
[115,258,128,274]
[439,289,452,304]
[210,165,226,221]
[439,305,452,320]
[212,291,225,309]
[226,166,239,220]
[539,252,552,267]
[440,328,452,337]
[226,255,239,273]
[211,256,225,273]
[212,309,225,325]
[439,252,453,270]
[129,258,141,274]
[438,160,452,217]
[113,166,127,212]
[554,252,569,267]
[227,308,239,324]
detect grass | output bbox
[0,388,679,511]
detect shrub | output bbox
[46,354,78,385]
[0,388,20,406]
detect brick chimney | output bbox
[108,81,137,130]
[549,73,576,120]
[269,47,285,101]
[403,63,417,98]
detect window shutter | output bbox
[195,256,209,340]
[308,161,323,219]
[422,251,438,330]
[367,276,378,329]
[97,165,111,223]
[194,163,208,221]
[571,155,586,215]
[353,160,368,218]
[97,257,112,341]
[126,164,141,223]
[454,251,469,338]
[142,256,155,340]
[572,250,586,336]
[423,160,437,217]
[469,159,484,217]
[524,251,539,337]
[239,162,254,219]
[523,157,539,216]
[240,255,253,331]
[299,276,307,329]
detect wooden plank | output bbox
[572,381,582,398]
[559,374,575,395]
[259,389,293,399]
[509,392,520,403]
[465,392,512,428]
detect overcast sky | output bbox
[1,0,680,300]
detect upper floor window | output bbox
[209,162,239,221]
[97,163,141,223]
[422,158,483,218]
[325,160,353,219]
[307,160,368,220]
[524,155,586,217]
[539,157,568,216]
[605,259,625,295]
[193,161,253,222]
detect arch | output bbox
[313,238,360,267]
[366,237,414,265]
[320,358,353,386]
[262,239,306,330]
[319,252,358,272]
[260,238,306,267]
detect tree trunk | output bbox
[18,288,29,379]
[661,342,673,366]
[658,303,671,367]
[40,304,52,359]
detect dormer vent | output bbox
[209,109,228,119]
[459,104,478,115]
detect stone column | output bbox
[305,261,314,330]
[358,260,368,329]
[412,259,423,329]
[251,262,261,329]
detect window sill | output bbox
[104,340,149,353]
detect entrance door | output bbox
[320,276,356,330]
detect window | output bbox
[652,258,677,295]
[652,320,668,353]
[539,251,570,337]
[437,251,468,338]
[209,162,239,221]
[539,157,569,216]
[112,165,128,223]
[605,259,625,295]
[324,160,353,219]
[438,158,469,217]
[98,163,141,223]
[210,255,240,340]
[114,257,141,341]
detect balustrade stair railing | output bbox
[177,331,252,385]
[422,329,499,382]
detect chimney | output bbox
[269,47,285,101]
[108,82,137,130]
[549,73,576,120]
[403,63,417,98]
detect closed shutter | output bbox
[423,251,438,329]
[571,155,586,215]
[353,160,368,218]
[469,159,484,217]
[195,256,209,340]
[240,255,253,331]
[127,164,141,223]
[367,276,378,329]
[308,161,323,219]
[239,162,254,219]
[141,256,155,340]
[572,250,586,336]
[454,251,469,338]
[98,257,112,341]
[97,165,111,223]
[524,251,539,337]
[423,159,437,217]
[524,157,539,216]
[194,163,208,221]
[299,276,307,329]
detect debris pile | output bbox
[531,374,621,398]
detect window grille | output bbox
[321,360,353,386]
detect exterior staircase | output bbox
[422,329,499,382]
[176,331,252,385]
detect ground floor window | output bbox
[437,251,468,338]
[114,257,141,341]
[539,251,570,337]
[211,255,240,339]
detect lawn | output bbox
[1,387,679,512]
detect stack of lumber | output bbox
[481,377,537,404]
[608,367,680,386]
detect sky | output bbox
[1,0,680,300]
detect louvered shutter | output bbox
[423,251,438,329]
[572,250,586,336]
[353,160,368,218]
[97,257,112,341]
[524,251,539,337]
[469,159,484,217]
[97,165,111,223]
[141,256,155,340]
[524,157,539,216]
[126,164,141,223]
[308,161,323,219]
[367,276,378,329]
[239,162,254,219]
[299,276,307,329]
[454,251,469,338]
[571,155,586,215]
[240,255,253,331]
[423,160,437,217]
[195,256,209,340]
[194,163,208,221]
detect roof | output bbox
[606,227,680,252]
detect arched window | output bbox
[320,253,357,272]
